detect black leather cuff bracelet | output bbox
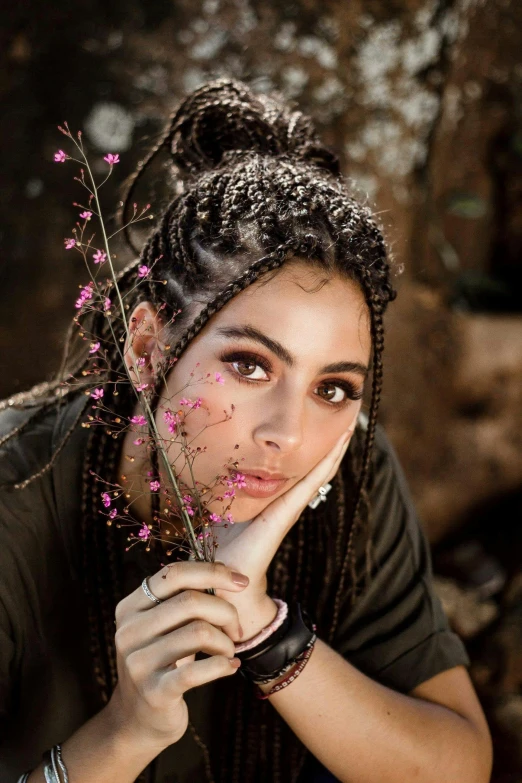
[237,601,315,681]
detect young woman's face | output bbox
[146,261,371,522]
[152,260,371,524]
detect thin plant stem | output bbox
[64,129,204,562]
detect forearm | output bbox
[258,639,488,783]
[26,702,162,783]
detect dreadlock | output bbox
[1,78,397,782]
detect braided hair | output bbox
[1,79,397,782]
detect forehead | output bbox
[209,262,371,360]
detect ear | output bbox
[123,301,167,391]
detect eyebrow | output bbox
[215,324,371,378]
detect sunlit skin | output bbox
[118,259,371,547]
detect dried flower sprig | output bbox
[54,123,235,569]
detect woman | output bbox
[0,79,492,783]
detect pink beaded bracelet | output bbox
[233,598,288,654]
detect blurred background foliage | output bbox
[1,1,522,778]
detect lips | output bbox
[240,474,288,498]
[241,468,288,481]
[227,468,289,498]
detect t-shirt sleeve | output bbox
[332,421,470,695]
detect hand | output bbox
[108,561,250,752]
[212,412,360,642]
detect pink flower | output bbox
[91,388,104,400]
[80,211,92,220]
[108,508,118,519]
[225,512,234,525]
[136,357,146,368]
[230,471,246,489]
[138,524,150,539]
[137,265,150,278]
[130,415,147,426]
[101,492,111,508]
[149,480,160,492]
[54,150,66,163]
[164,409,179,434]
[93,250,107,265]
[64,238,76,250]
[182,494,193,504]
[103,297,111,311]
[75,283,94,309]
[178,396,202,409]
[89,342,100,354]
[223,489,235,499]
[104,153,120,165]
[133,437,144,446]
[214,372,225,385]
[209,513,221,523]
[185,506,195,516]
[136,383,148,392]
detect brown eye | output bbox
[317,383,345,404]
[222,351,272,382]
[235,360,258,377]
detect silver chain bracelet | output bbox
[17,744,69,783]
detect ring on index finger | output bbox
[141,576,162,606]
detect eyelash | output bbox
[218,350,364,409]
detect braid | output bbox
[119,102,190,255]
[328,271,386,644]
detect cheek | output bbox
[158,381,244,454]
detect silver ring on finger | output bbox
[308,482,332,510]
[142,576,162,605]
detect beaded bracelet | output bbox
[254,633,317,700]
[233,598,288,654]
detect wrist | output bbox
[104,686,168,758]
[235,594,279,644]
[33,694,164,783]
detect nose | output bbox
[252,383,305,454]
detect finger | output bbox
[161,653,241,698]
[124,590,243,649]
[240,424,357,567]
[122,561,249,617]
[265,425,354,522]
[136,620,237,672]
[296,411,360,489]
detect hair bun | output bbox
[167,78,340,177]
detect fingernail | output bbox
[228,657,242,668]
[232,571,249,586]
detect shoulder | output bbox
[0,389,89,486]
[0,390,90,574]
[0,397,56,488]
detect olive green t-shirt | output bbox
[0,392,469,781]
